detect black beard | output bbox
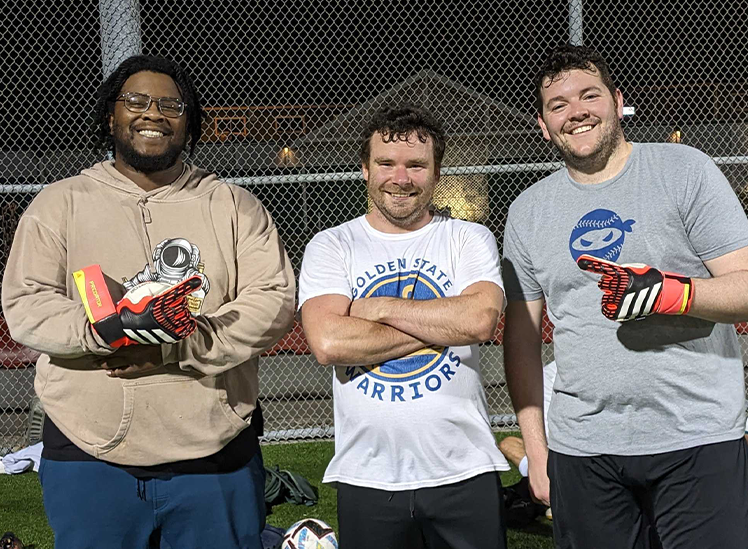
[113,127,185,174]
[555,122,624,175]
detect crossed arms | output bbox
[2,190,295,376]
[301,281,504,367]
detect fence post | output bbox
[99,0,142,79]
[569,0,583,46]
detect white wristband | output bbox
[518,455,529,477]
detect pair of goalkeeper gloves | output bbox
[577,255,694,322]
[74,265,202,348]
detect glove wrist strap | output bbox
[656,274,694,315]
[93,314,128,347]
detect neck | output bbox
[365,209,433,234]
[113,158,185,192]
[567,139,633,185]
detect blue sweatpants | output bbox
[39,452,266,549]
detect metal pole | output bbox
[99,0,142,79]
[569,0,583,46]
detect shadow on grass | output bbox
[511,518,554,537]
[507,518,555,549]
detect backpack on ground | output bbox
[264,465,318,513]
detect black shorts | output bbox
[336,471,507,549]
[548,438,748,549]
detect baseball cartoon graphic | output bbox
[569,209,635,262]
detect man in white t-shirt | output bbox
[299,104,509,549]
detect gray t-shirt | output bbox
[503,143,748,456]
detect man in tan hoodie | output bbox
[2,55,295,549]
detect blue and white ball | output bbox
[281,518,338,549]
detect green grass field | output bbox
[0,434,553,548]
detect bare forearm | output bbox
[689,270,748,323]
[505,348,547,455]
[306,314,427,366]
[352,292,501,347]
[504,304,547,456]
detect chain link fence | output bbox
[1,0,747,451]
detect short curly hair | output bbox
[535,44,618,115]
[92,55,203,156]
[360,104,446,169]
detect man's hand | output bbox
[527,454,551,506]
[577,254,694,321]
[98,345,163,378]
[349,296,388,322]
[93,276,202,347]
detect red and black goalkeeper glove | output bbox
[93,276,202,347]
[577,254,694,322]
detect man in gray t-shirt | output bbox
[503,44,748,549]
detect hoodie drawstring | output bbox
[138,197,152,224]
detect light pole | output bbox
[99,0,142,79]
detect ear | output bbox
[537,113,551,141]
[362,162,369,182]
[108,113,114,133]
[615,89,625,120]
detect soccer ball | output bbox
[281,518,338,549]
[122,281,172,304]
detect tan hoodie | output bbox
[2,161,295,466]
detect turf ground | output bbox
[0,434,553,548]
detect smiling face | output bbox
[110,71,187,174]
[537,67,625,172]
[363,132,438,233]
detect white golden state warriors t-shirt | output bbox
[299,214,509,490]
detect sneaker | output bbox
[545,507,553,520]
[0,531,27,549]
[503,478,546,528]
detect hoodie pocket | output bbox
[93,372,250,464]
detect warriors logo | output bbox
[361,270,448,383]
[342,260,463,402]
[569,209,635,262]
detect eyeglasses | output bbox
[115,92,187,118]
